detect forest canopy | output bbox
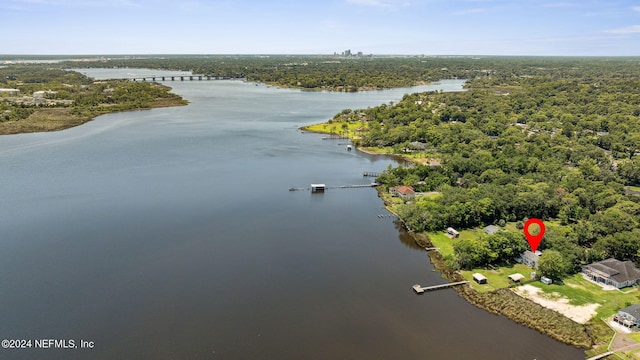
[320,57,640,274]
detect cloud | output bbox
[633,6,640,12]
[606,25,640,34]
[346,0,409,9]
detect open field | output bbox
[301,121,364,136]
[534,274,640,319]
[514,284,600,324]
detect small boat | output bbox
[346,145,352,151]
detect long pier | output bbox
[363,171,381,177]
[326,183,379,189]
[288,183,378,191]
[126,75,227,82]
[412,281,469,294]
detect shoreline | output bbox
[375,185,593,349]
[305,123,596,352]
[0,94,187,136]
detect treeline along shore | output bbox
[302,56,640,358]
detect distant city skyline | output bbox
[2,0,640,56]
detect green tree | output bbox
[538,250,569,280]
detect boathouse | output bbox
[508,273,525,283]
[446,227,460,238]
[311,184,326,192]
[473,273,488,284]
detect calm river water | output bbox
[0,69,583,359]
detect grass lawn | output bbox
[630,332,640,343]
[628,185,640,193]
[622,348,640,360]
[426,229,486,259]
[301,120,365,136]
[428,226,515,259]
[533,274,640,318]
[461,264,534,293]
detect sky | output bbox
[2,0,640,56]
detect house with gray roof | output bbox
[582,258,640,289]
[484,225,500,235]
[516,250,541,269]
[618,304,640,327]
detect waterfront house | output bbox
[484,225,500,235]
[446,227,460,238]
[389,186,416,200]
[617,304,640,328]
[0,88,20,96]
[409,141,426,151]
[581,258,640,289]
[473,273,488,284]
[516,250,540,269]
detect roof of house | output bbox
[584,258,640,285]
[508,273,525,281]
[410,141,426,150]
[484,225,500,235]
[620,304,640,320]
[390,186,415,195]
[473,273,487,280]
[522,250,540,262]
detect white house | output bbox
[582,258,640,289]
[0,88,19,96]
[618,304,640,328]
[389,186,416,200]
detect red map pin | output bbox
[523,218,545,253]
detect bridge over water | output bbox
[125,75,231,82]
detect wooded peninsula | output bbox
[301,56,640,357]
[0,64,187,134]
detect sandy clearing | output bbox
[513,284,600,324]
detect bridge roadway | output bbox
[126,75,230,82]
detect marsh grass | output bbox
[421,235,593,349]
[0,97,186,135]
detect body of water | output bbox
[0,70,583,359]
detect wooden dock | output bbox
[424,247,439,251]
[322,135,349,140]
[288,183,379,192]
[326,183,378,189]
[412,281,469,294]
